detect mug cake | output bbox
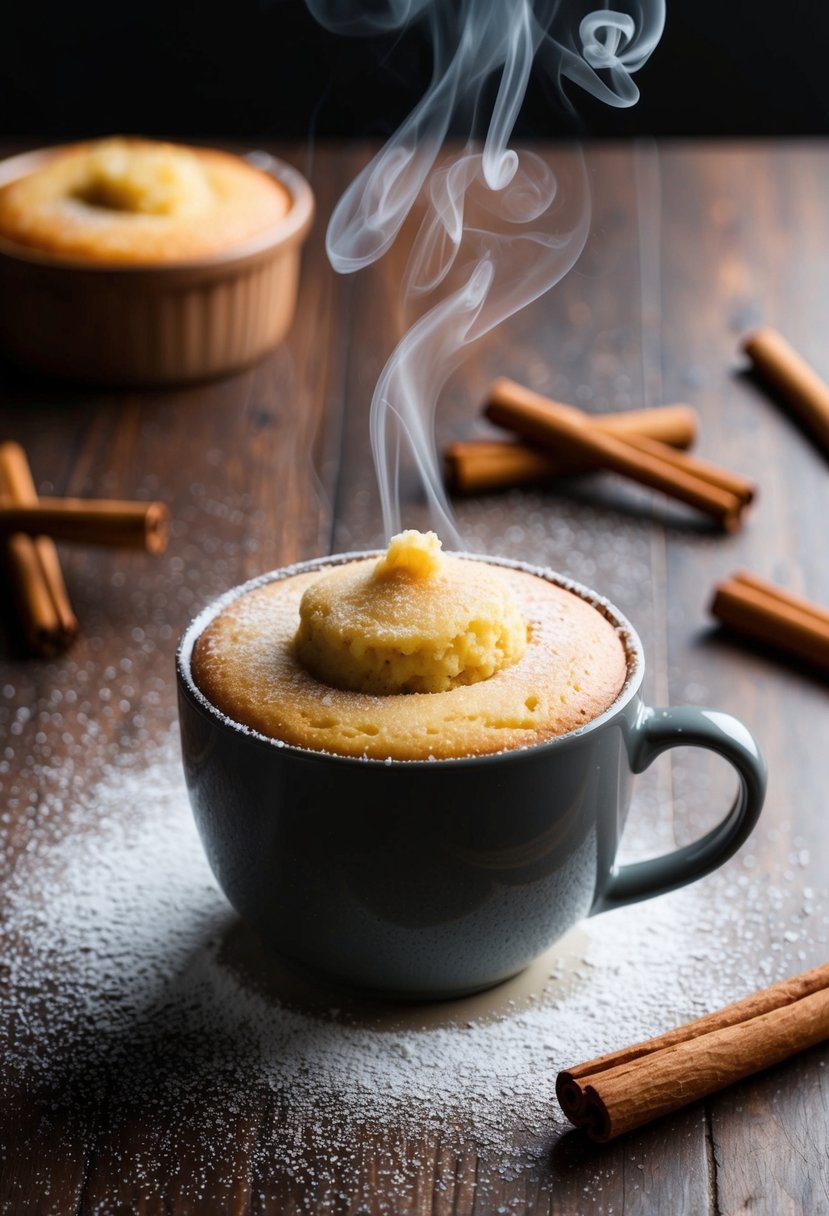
[190,530,628,761]
[0,136,314,384]
[177,538,764,996]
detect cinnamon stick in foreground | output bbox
[743,327,829,457]
[484,380,753,529]
[0,498,170,553]
[557,963,829,1142]
[710,569,829,676]
[446,402,698,494]
[0,442,78,656]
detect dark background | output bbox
[2,0,828,141]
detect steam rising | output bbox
[306,0,666,540]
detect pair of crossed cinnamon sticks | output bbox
[0,441,169,657]
[711,570,829,677]
[446,379,755,530]
[557,961,829,1142]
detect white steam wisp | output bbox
[306,0,666,540]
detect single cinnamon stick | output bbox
[446,402,698,493]
[0,442,78,656]
[618,433,755,505]
[484,380,749,530]
[488,384,700,448]
[710,570,829,675]
[743,327,829,456]
[445,440,564,493]
[557,962,829,1142]
[0,498,169,553]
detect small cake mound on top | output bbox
[0,137,290,264]
[190,532,629,761]
[70,138,216,217]
[295,530,527,694]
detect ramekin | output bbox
[0,145,314,386]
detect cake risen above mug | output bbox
[0,136,314,384]
[189,530,629,761]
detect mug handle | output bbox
[592,705,767,914]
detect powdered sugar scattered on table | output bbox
[3,732,825,1205]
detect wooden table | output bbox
[2,140,829,1214]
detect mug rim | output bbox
[176,550,645,768]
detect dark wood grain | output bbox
[2,140,829,1215]
[657,141,829,1216]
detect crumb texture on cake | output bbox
[190,556,628,761]
[295,530,528,695]
[0,137,291,263]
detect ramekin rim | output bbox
[0,142,315,272]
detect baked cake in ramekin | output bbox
[0,137,314,385]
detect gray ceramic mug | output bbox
[176,554,766,1000]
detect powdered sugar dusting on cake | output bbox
[179,551,641,762]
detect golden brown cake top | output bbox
[190,547,629,761]
[0,137,291,264]
[295,531,528,694]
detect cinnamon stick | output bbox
[710,569,829,675]
[446,402,698,494]
[743,327,829,457]
[0,498,169,553]
[0,442,78,656]
[557,962,829,1142]
[484,380,752,530]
